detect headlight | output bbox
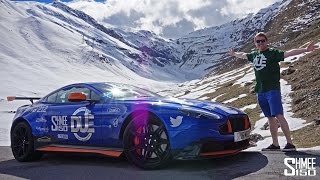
[179,106,222,120]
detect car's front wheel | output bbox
[11,122,42,161]
[123,115,171,169]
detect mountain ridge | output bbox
[0,0,319,148]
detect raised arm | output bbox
[284,41,319,58]
[228,48,248,60]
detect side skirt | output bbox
[37,144,123,157]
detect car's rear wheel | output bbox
[123,114,171,169]
[11,122,42,161]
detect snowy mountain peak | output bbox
[175,0,293,71]
[1,0,318,86]
[51,1,131,48]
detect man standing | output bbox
[228,32,318,151]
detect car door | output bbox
[44,86,104,146]
[100,101,128,147]
[97,87,129,147]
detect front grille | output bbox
[229,116,246,131]
[219,115,250,134]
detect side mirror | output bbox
[68,92,87,102]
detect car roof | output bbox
[68,82,120,86]
[64,82,136,91]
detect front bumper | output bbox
[172,139,250,160]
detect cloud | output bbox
[162,19,196,39]
[67,0,281,39]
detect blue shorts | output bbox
[257,90,283,117]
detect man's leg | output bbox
[268,90,295,150]
[258,92,280,150]
[268,117,279,146]
[276,114,293,145]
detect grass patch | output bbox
[291,125,320,148]
[216,85,248,102]
[228,94,257,109]
[198,77,262,127]
[243,106,262,127]
[200,83,250,102]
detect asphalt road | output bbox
[0,146,319,180]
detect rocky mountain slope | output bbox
[175,0,292,71]
[229,0,320,127]
[173,0,320,147]
[1,0,188,82]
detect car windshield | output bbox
[92,83,162,99]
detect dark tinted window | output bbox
[90,90,101,101]
[45,86,101,103]
[46,92,58,103]
[92,83,161,99]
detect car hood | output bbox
[122,97,244,116]
[164,97,244,116]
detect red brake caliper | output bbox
[134,127,142,155]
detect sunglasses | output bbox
[256,39,266,43]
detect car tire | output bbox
[123,114,171,169]
[11,122,43,162]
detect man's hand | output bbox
[285,41,319,58]
[306,41,319,52]
[228,48,247,59]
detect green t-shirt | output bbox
[246,48,284,93]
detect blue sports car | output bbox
[8,82,251,169]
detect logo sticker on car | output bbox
[57,134,68,140]
[170,116,183,127]
[71,107,95,142]
[37,136,51,142]
[36,126,49,133]
[113,118,119,127]
[107,107,121,113]
[36,117,47,123]
[51,116,68,132]
[27,105,48,113]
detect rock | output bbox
[260,122,269,130]
[284,62,291,65]
[224,82,233,87]
[313,118,320,126]
[293,96,306,105]
[244,81,253,86]
[260,121,280,130]
[184,90,191,95]
[281,66,296,76]
[250,133,264,143]
[249,86,255,94]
